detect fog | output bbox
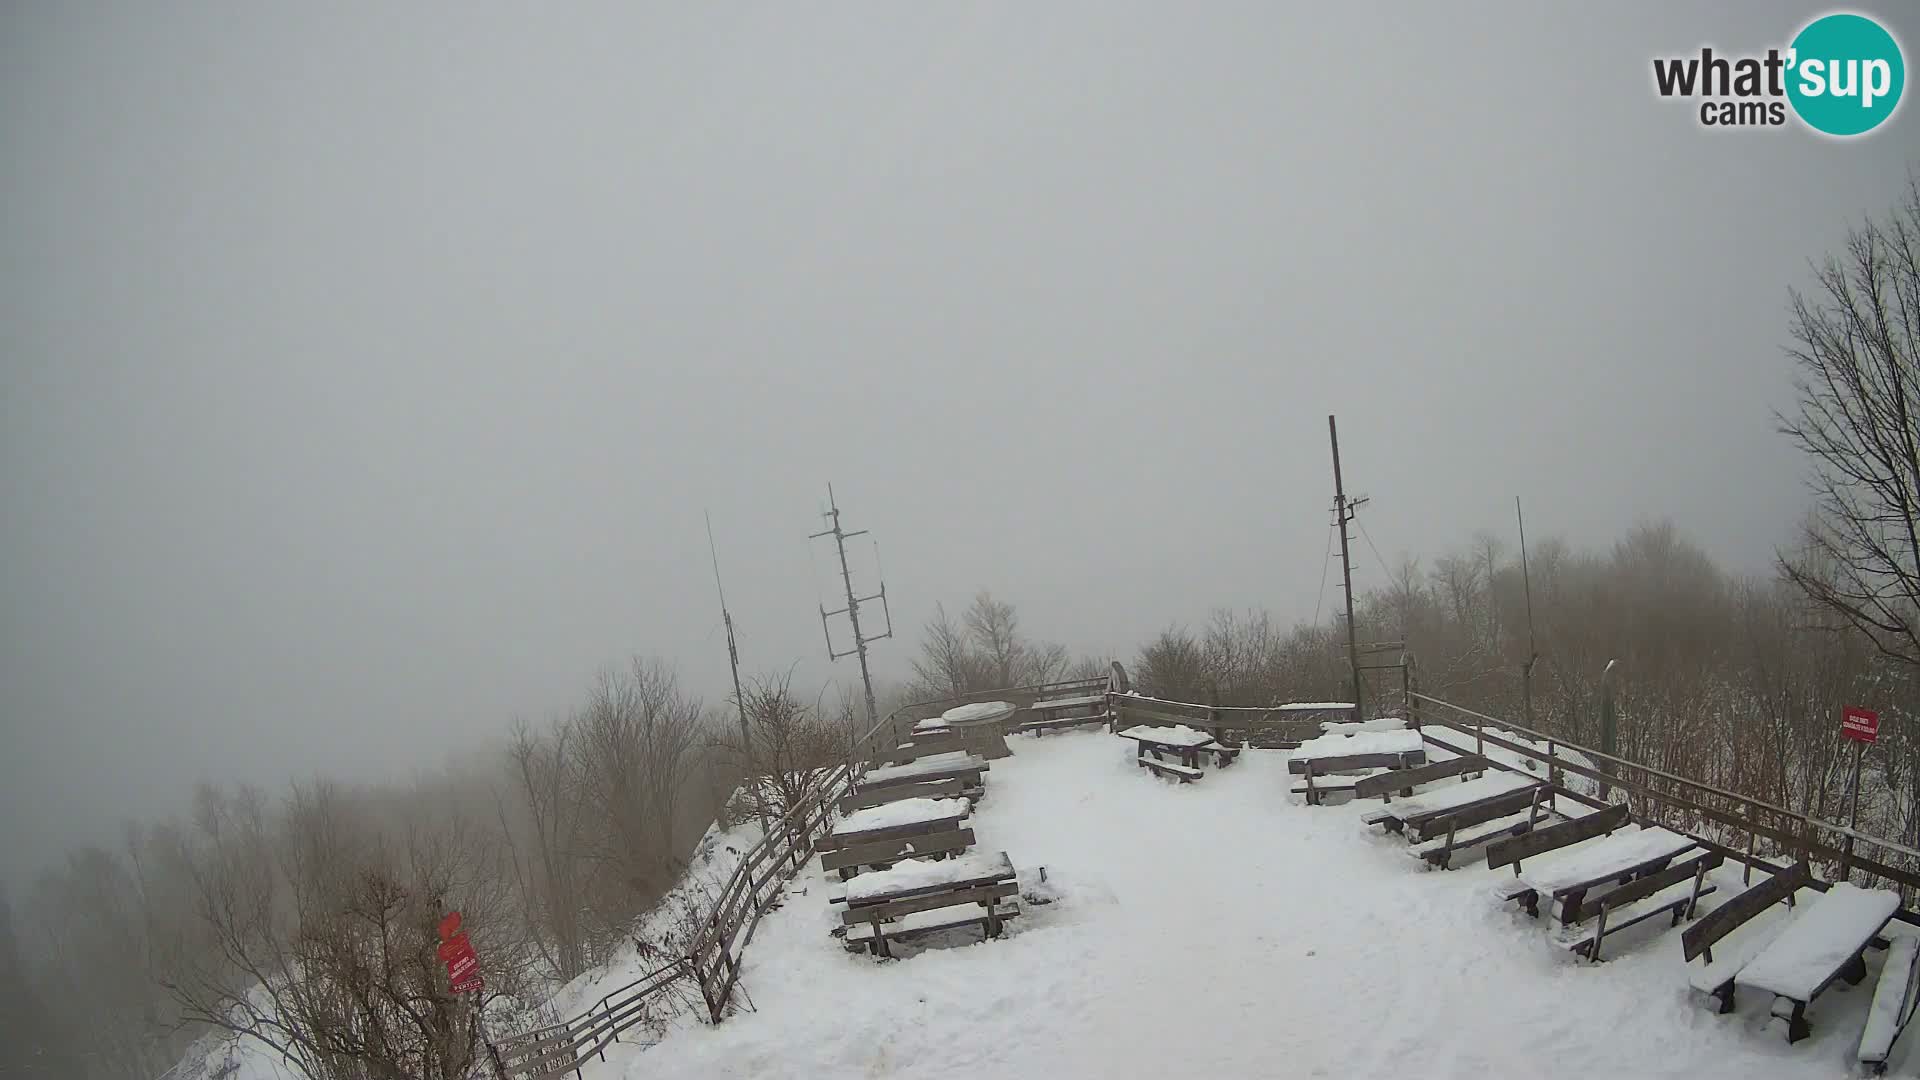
[2,2,1913,884]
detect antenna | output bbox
[706,511,766,834]
[808,484,893,728]
[1516,495,1539,729]
[1328,415,1364,718]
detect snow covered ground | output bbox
[596,728,1914,1080]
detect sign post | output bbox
[438,911,508,1080]
[1842,705,1879,828]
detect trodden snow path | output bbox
[603,730,1908,1079]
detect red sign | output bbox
[1843,705,1880,743]
[438,911,482,993]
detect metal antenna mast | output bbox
[810,484,893,728]
[706,511,766,834]
[1328,415,1367,718]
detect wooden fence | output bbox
[496,763,855,1079]
[1108,692,1356,749]
[1409,692,1920,925]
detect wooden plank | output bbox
[1567,850,1722,923]
[1140,757,1202,782]
[825,813,967,850]
[819,828,975,873]
[1682,862,1808,963]
[1486,803,1630,872]
[1860,936,1920,1070]
[839,777,965,813]
[1405,784,1544,839]
[846,902,1021,946]
[1354,755,1485,799]
[842,880,1019,925]
[1286,750,1425,775]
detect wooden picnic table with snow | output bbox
[861,751,987,787]
[941,700,1016,725]
[844,850,1016,905]
[834,796,968,836]
[1318,716,1408,735]
[1116,724,1216,748]
[1736,883,1899,1001]
[1293,727,1424,759]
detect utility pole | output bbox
[811,484,893,731]
[706,511,766,836]
[1328,415,1365,719]
[1516,496,1539,731]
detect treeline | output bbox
[0,659,847,1080]
[1131,519,1920,847]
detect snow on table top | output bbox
[1033,693,1105,709]
[845,849,1013,903]
[1736,882,1900,1000]
[834,797,967,835]
[1517,826,1696,894]
[1293,728,1423,759]
[1381,770,1537,819]
[861,751,985,785]
[941,700,1016,723]
[1277,701,1356,711]
[912,715,951,732]
[1116,724,1216,748]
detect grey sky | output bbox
[3,2,1914,882]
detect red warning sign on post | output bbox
[438,911,484,994]
[1842,705,1880,743]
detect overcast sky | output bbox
[3,2,1915,884]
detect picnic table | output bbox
[1506,824,1698,924]
[840,849,1020,956]
[1735,883,1899,1042]
[828,796,968,848]
[1118,723,1235,782]
[860,751,989,795]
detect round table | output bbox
[939,700,1016,759]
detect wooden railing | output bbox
[1409,692,1920,924]
[1108,692,1356,749]
[496,764,855,1079]
[851,676,1112,764]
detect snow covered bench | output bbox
[885,730,967,764]
[1288,729,1427,805]
[823,797,969,852]
[1022,693,1109,735]
[1502,824,1698,925]
[840,850,1020,957]
[1556,849,1721,962]
[1365,771,1543,839]
[820,826,976,880]
[839,776,969,814]
[1353,754,1486,802]
[1860,935,1920,1073]
[1733,882,1899,1043]
[859,752,989,797]
[1682,863,1806,1014]
[1486,802,1629,875]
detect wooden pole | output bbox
[1328,415,1363,719]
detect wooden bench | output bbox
[1735,882,1899,1042]
[819,827,976,879]
[1291,751,1425,805]
[886,731,967,764]
[1861,936,1920,1073]
[1370,773,1545,841]
[1021,693,1109,735]
[1559,850,1721,962]
[1486,802,1630,875]
[859,752,989,796]
[1353,754,1485,802]
[1410,805,1551,869]
[1140,757,1203,783]
[840,850,1020,958]
[845,901,1022,951]
[1682,863,1806,1015]
[839,777,967,814]
[1501,825,1698,924]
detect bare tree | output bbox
[713,669,844,823]
[1779,172,1920,667]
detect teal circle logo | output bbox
[1787,13,1905,136]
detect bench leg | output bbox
[1842,951,1869,986]
[1712,980,1735,1015]
[1558,888,1588,926]
[1785,999,1810,1043]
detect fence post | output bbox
[1744,824,1756,886]
[1545,739,1561,790]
